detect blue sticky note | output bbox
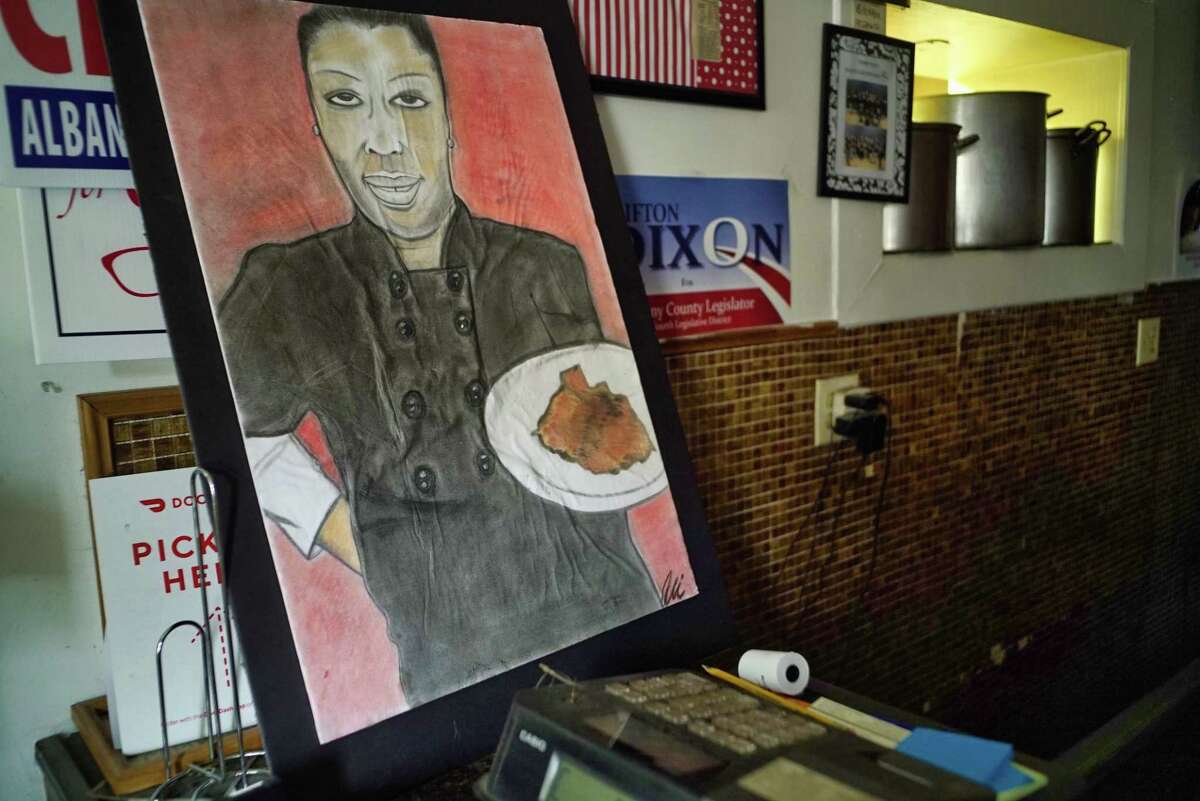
[897,727,1014,791]
[994,763,1034,793]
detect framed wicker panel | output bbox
[78,386,194,629]
[78,386,194,480]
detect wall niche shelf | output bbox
[831,0,1152,327]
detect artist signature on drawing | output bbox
[660,571,687,605]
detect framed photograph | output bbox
[816,23,914,202]
[1178,176,1200,278]
[78,386,191,482]
[99,1,733,797]
[569,0,765,109]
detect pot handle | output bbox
[1077,120,1112,148]
[1046,108,1065,120]
[955,133,981,152]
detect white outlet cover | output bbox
[1136,318,1161,366]
[814,374,859,446]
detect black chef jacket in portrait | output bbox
[218,201,662,706]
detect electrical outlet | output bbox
[814,374,859,446]
[1136,318,1161,366]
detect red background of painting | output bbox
[139,0,695,742]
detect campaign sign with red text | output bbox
[18,186,169,363]
[618,175,790,339]
[0,0,132,187]
[90,468,256,754]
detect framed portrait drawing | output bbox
[816,23,914,202]
[98,1,733,797]
[569,0,765,109]
[1178,176,1200,278]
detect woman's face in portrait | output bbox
[307,23,455,241]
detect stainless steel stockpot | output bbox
[1044,120,1111,246]
[914,91,1055,249]
[883,123,979,253]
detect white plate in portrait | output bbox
[485,342,667,512]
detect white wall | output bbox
[595,0,834,323]
[834,0,1158,326]
[601,0,1193,329]
[1147,0,1200,282]
[0,185,178,799]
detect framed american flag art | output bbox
[570,0,765,109]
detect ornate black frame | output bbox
[816,23,914,203]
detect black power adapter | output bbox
[842,390,887,413]
[833,408,889,456]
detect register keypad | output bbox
[603,672,826,756]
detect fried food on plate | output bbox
[535,365,654,474]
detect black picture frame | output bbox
[581,0,766,110]
[816,23,914,202]
[97,2,735,799]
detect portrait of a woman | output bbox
[215,7,664,710]
[135,0,699,741]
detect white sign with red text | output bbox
[0,0,133,187]
[89,468,256,755]
[18,186,169,363]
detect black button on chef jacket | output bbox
[218,201,662,706]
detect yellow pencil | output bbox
[701,665,811,713]
[700,665,865,737]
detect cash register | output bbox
[476,670,993,801]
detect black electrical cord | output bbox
[774,393,894,651]
[770,440,847,616]
[797,450,868,625]
[779,439,846,567]
[833,401,895,673]
[861,403,894,607]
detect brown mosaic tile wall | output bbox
[665,282,1200,756]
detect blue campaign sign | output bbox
[5,85,127,170]
[616,175,790,338]
[0,0,133,187]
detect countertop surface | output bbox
[38,660,1077,800]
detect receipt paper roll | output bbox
[737,649,810,696]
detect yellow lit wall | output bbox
[890,1,1128,243]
